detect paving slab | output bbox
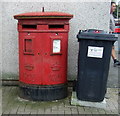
[71,91,106,109]
[1,86,119,115]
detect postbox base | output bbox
[19,82,68,101]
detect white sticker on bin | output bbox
[87,46,104,58]
[53,40,61,53]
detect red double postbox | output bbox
[14,11,73,101]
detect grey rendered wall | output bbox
[1,1,110,80]
[0,0,1,109]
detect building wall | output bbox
[0,2,2,82]
[1,1,110,80]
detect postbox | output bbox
[14,11,73,101]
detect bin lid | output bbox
[77,29,118,41]
[14,11,73,19]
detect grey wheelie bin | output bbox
[76,29,117,102]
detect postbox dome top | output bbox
[14,11,73,19]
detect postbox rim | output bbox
[14,11,73,19]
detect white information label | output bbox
[53,40,61,53]
[87,46,104,58]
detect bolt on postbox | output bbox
[14,11,73,101]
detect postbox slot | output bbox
[22,25,37,29]
[49,25,64,29]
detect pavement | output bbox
[1,86,119,115]
[107,34,119,88]
[107,56,119,88]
